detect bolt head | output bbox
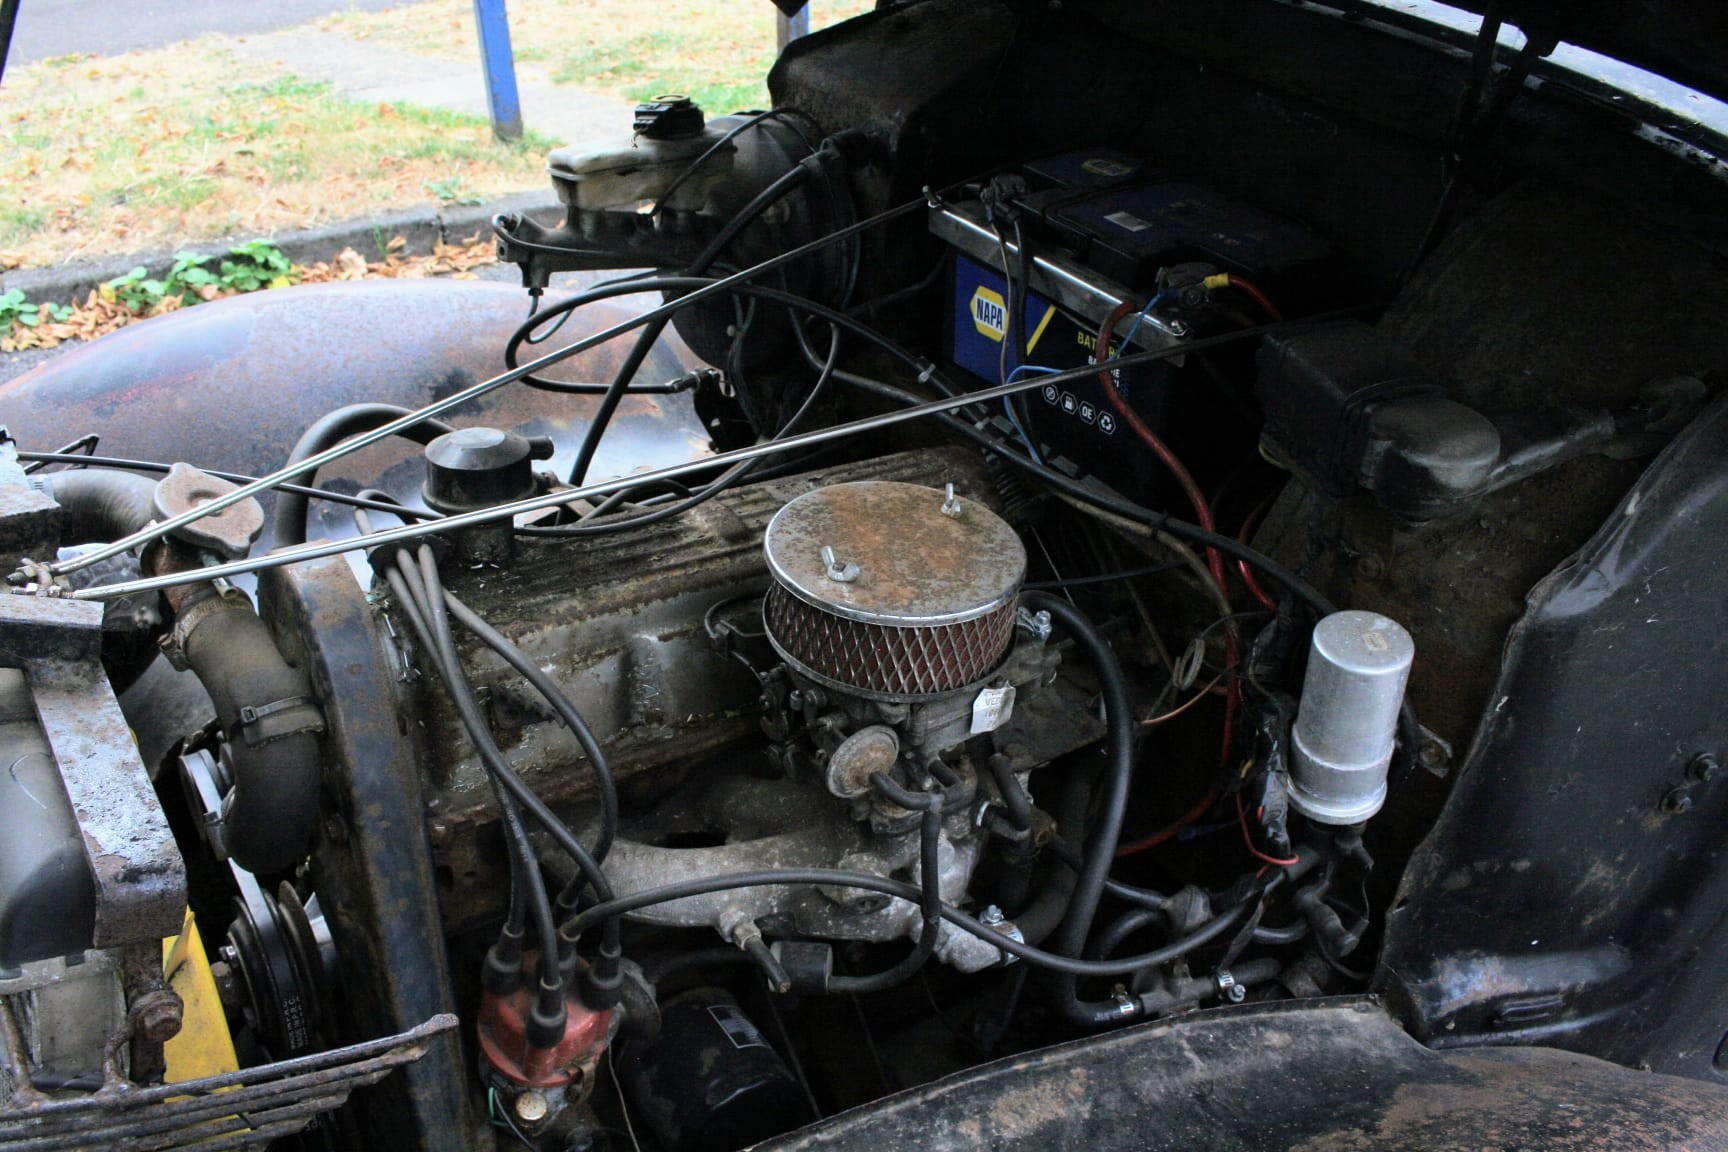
[1661,787,1695,815]
[514,1090,550,1123]
[134,993,185,1043]
[1224,983,1247,1003]
[209,960,245,1012]
[1688,753,1721,783]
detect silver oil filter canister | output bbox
[1289,610,1415,825]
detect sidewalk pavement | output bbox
[224,27,633,153]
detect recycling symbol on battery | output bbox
[1098,412,1118,435]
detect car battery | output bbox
[936,151,1336,503]
[1047,180,1333,292]
[944,253,1177,502]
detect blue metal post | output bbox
[473,0,523,142]
[777,3,811,52]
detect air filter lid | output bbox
[763,481,1025,628]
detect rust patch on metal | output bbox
[764,480,1025,624]
[1293,1048,1728,1152]
[986,1066,1094,1142]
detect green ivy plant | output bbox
[102,240,296,312]
[0,288,73,327]
[219,239,294,293]
[103,266,171,313]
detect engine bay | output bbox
[2,0,1728,1148]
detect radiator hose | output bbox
[37,468,159,547]
[42,465,324,874]
[178,596,324,875]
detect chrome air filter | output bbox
[762,481,1026,701]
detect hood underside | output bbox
[787,0,1728,113]
[1441,0,1727,107]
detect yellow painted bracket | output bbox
[161,909,239,1083]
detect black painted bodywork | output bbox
[1379,390,1728,1081]
[760,998,1728,1151]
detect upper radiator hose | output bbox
[150,464,326,875]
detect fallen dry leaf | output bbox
[3,237,500,353]
[332,247,368,278]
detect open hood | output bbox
[779,0,1728,113]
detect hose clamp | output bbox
[236,694,326,748]
[158,585,250,671]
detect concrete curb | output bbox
[1,190,563,307]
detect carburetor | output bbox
[758,480,1054,807]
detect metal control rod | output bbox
[42,328,1294,603]
[45,196,933,580]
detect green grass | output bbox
[550,29,766,113]
[0,40,553,268]
[332,0,877,115]
[0,0,874,269]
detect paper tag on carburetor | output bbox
[970,685,1017,734]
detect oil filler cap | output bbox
[422,426,553,516]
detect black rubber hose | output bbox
[272,404,455,546]
[1014,766,1091,947]
[827,781,942,995]
[38,468,158,545]
[178,603,323,875]
[984,754,1033,834]
[1252,920,1311,946]
[1048,834,1170,912]
[561,866,1259,980]
[1019,593,1138,1028]
[984,756,1038,915]
[442,591,617,865]
[1089,907,1166,961]
[1224,956,1284,990]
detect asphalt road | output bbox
[5,0,403,64]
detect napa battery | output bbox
[944,253,1176,502]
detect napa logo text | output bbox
[971,286,1007,342]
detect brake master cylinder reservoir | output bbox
[1288,610,1415,825]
